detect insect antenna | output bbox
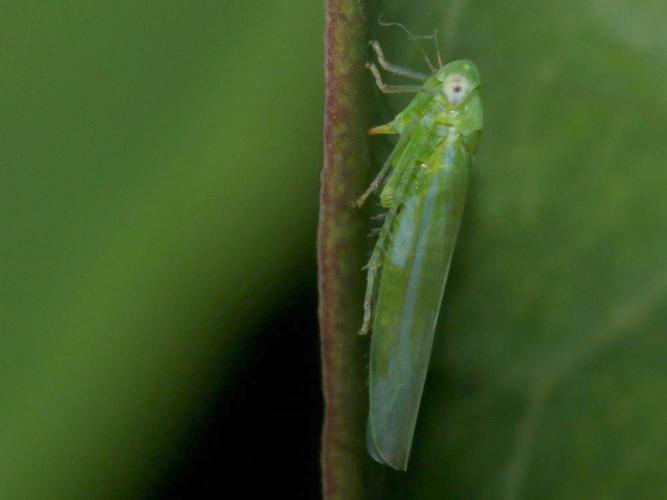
[378,15,436,73]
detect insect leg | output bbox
[360,214,393,335]
[356,132,410,207]
[356,177,385,208]
[366,63,424,94]
[369,41,429,81]
[360,262,377,335]
[359,164,418,335]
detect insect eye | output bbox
[443,73,472,106]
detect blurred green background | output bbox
[2,1,323,498]
[3,0,667,498]
[360,0,667,499]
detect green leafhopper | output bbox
[358,30,483,470]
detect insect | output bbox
[357,26,483,470]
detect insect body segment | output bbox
[359,40,483,470]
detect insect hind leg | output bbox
[359,263,377,335]
[358,162,417,335]
[359,208,396,335]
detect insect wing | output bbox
[367,138,469,470]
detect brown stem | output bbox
[318,0,371,498]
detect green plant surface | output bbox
[320,0,667,498]
[1,1,322,498]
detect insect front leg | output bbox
[368,40,429,81]
[366,62,424,95]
